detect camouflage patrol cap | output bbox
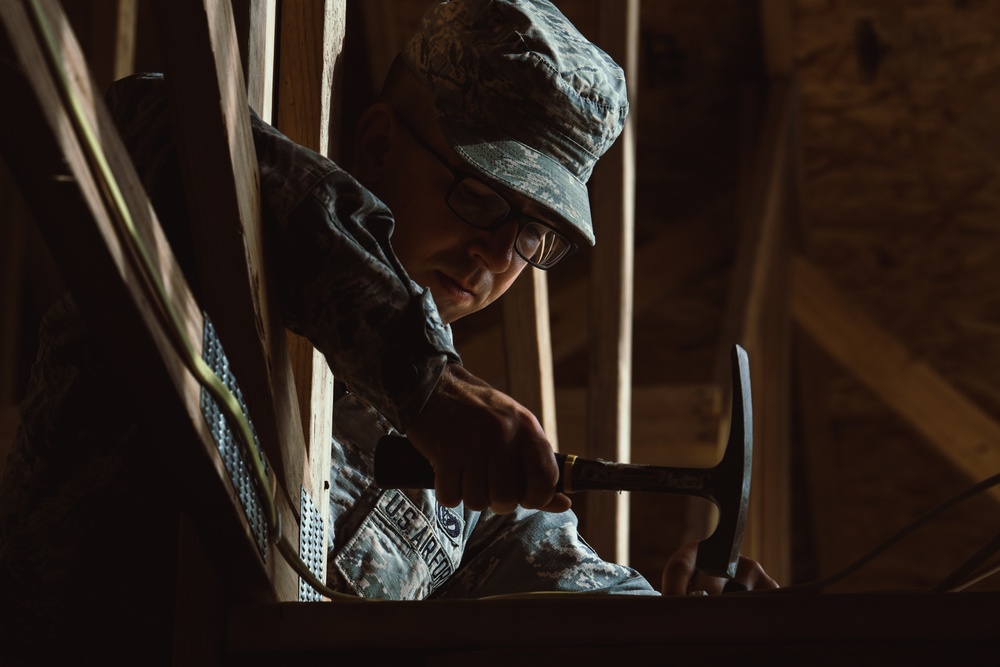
[401,0,629,247]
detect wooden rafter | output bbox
[792,255,1000,503]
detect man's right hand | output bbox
[405,363,571,515]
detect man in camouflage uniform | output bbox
[0,0,776,660]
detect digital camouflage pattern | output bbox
[401,0,629,247]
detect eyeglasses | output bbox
[399,121,577,270]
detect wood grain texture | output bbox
[277,0,343,157]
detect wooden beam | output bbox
[503,269,559,447]
[277,0,344,158]
[0,0,289,600]
[87,0,136,93]
[583,0,639,564]
[792,255,1000,503]
[153,0,314,521]
[273,0,347,593]
[233,0,277,122]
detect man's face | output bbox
[362,110,561,324]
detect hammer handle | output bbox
[374,434,713,497]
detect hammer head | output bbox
[695,344,752,579]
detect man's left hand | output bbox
[661,541,779,596]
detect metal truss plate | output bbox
[200,315,269,560]
[299,486,325,601]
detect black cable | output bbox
[928,529,1000,593]
[771,472,1000,594]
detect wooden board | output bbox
[228,592,1000,662]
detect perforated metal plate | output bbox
[299,486,325,601]
[200,316,269,560]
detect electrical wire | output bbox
[947,558,1000,593]
[770,472,1000,594]
[24,0,358,603]
[928,530,1000,593]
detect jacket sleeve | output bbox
[107,73,460,432]
[251,113,460,431]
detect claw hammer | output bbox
[374,344,753,579]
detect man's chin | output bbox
[438,298,491,324]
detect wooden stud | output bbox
[233,0,277,123]
[273,0,348,592]
[583,0,639,564]
[87,0,136,93]
[277,0,344,158]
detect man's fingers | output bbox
[733,555,780,591]
[517,439,560,511]
[661,541,699,596]
[487,447,520,514]
[460,450,490,511]
[433,458,463,508]
[537,492,572,513]
[661,541,781,596]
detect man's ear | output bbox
[354,102,398,184]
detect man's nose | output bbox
[468,218,519,272]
